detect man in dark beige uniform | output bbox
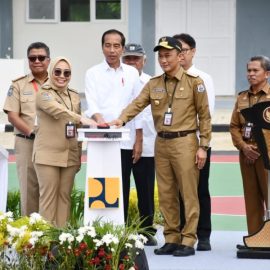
[3,42,50,216]
[111,36,211,257]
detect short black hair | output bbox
[27,42,50,57]
[101,29,125,47]
[249,55,270,71]
[173,33,196,49]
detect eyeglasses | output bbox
[180,48,191,55]
[53,68,71,78]
[28,55,49,62]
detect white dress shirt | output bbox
[136,72,156,157]
[187,65,215,145]
[84,60,141,149]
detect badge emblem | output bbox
[154,100,160,105]
[7,86,13,96]
[197,84,205,92]
[263,107,270,123]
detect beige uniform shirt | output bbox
[3,74,47,134]
[119,67,211,146]
[33,85,82,167]
[230,82,270,150]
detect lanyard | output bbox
[164,75,179,112]
[32,81,39,92]
[54,90,73,111]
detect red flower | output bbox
[74,248,81,257]
[86,249,93,256]
[119,263,125,270]
[105,264,112,270]
[98,247,106,257]
[79,242,87,250]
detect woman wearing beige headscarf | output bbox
[33,56,96,227]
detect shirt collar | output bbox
[248,82,270,95]
[102,59,124,71]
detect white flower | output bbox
[29,213,44,224]
[93,239,102,247]
[134,239,144,250]
[129,267,135,270]
[76,235,84,242]
[59,233,75,245]
[77,226,96,238]
[101,233,119,245]
[125,243,132,249]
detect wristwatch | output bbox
[200,146,209,151]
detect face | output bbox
[102,33,124,68]
[52,60,71,89]
[158,48,182,76]
[122,55,145,74]
[247,60,269,89]
[178,40,195,70]
[28,48,50,75]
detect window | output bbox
[26,0,122,22]
[61,0,90,22]
[26,0,58,22]
[96,0,121,20]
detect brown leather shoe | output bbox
[173,245,195,257]
[154,243,179,255]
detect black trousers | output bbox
[121,149,156,233]
[180,148,212,240]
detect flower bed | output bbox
[0,212,148,270]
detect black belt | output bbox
[158,130,196,139]
[16,133,35,140]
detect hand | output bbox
[80,116,97,127]
[242,144,260,161]
[132,140,142,164]
[108,119,124,128]
[195,147,207,170]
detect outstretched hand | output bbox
[108,119,124,128]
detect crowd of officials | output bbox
[3,28,270,258]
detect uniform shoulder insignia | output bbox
[68,88,79,94]
[41,84,51,90]
[238,89,248,95]
[186,70,199,78]
[12,75,27,82]
[150,74,162,80]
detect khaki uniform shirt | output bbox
[230,82,270,150]
[119,67,211,146]
[3,74,48,134]
[33,85,82,167]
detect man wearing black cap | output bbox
[122,43,157,246]
[111,36,211,257]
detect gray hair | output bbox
[249,55,270,71]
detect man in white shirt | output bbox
[84,29,144,228]
[173,33,215,251]
[122,43,157,246]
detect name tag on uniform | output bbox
[163,112,173,126]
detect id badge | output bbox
[66,122,75,138]
[243,123,253,140]
[163,112,173,126]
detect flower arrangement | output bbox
[0,212,147,270]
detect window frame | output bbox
[26,0,125,23]
[26,0,59,23]
[92,0,124,22]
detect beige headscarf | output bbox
[46,56,72,92]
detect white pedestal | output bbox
[77,128,130,225]
[0,146,8,213]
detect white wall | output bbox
[0,59,25,111]
[12,0,129,93]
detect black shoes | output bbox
[197,239,211,251]
[154,243,179,255]
[236,244,246,250]
[173,245,195,257]
[144,234,158,246]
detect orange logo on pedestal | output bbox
[88,177,119,208]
